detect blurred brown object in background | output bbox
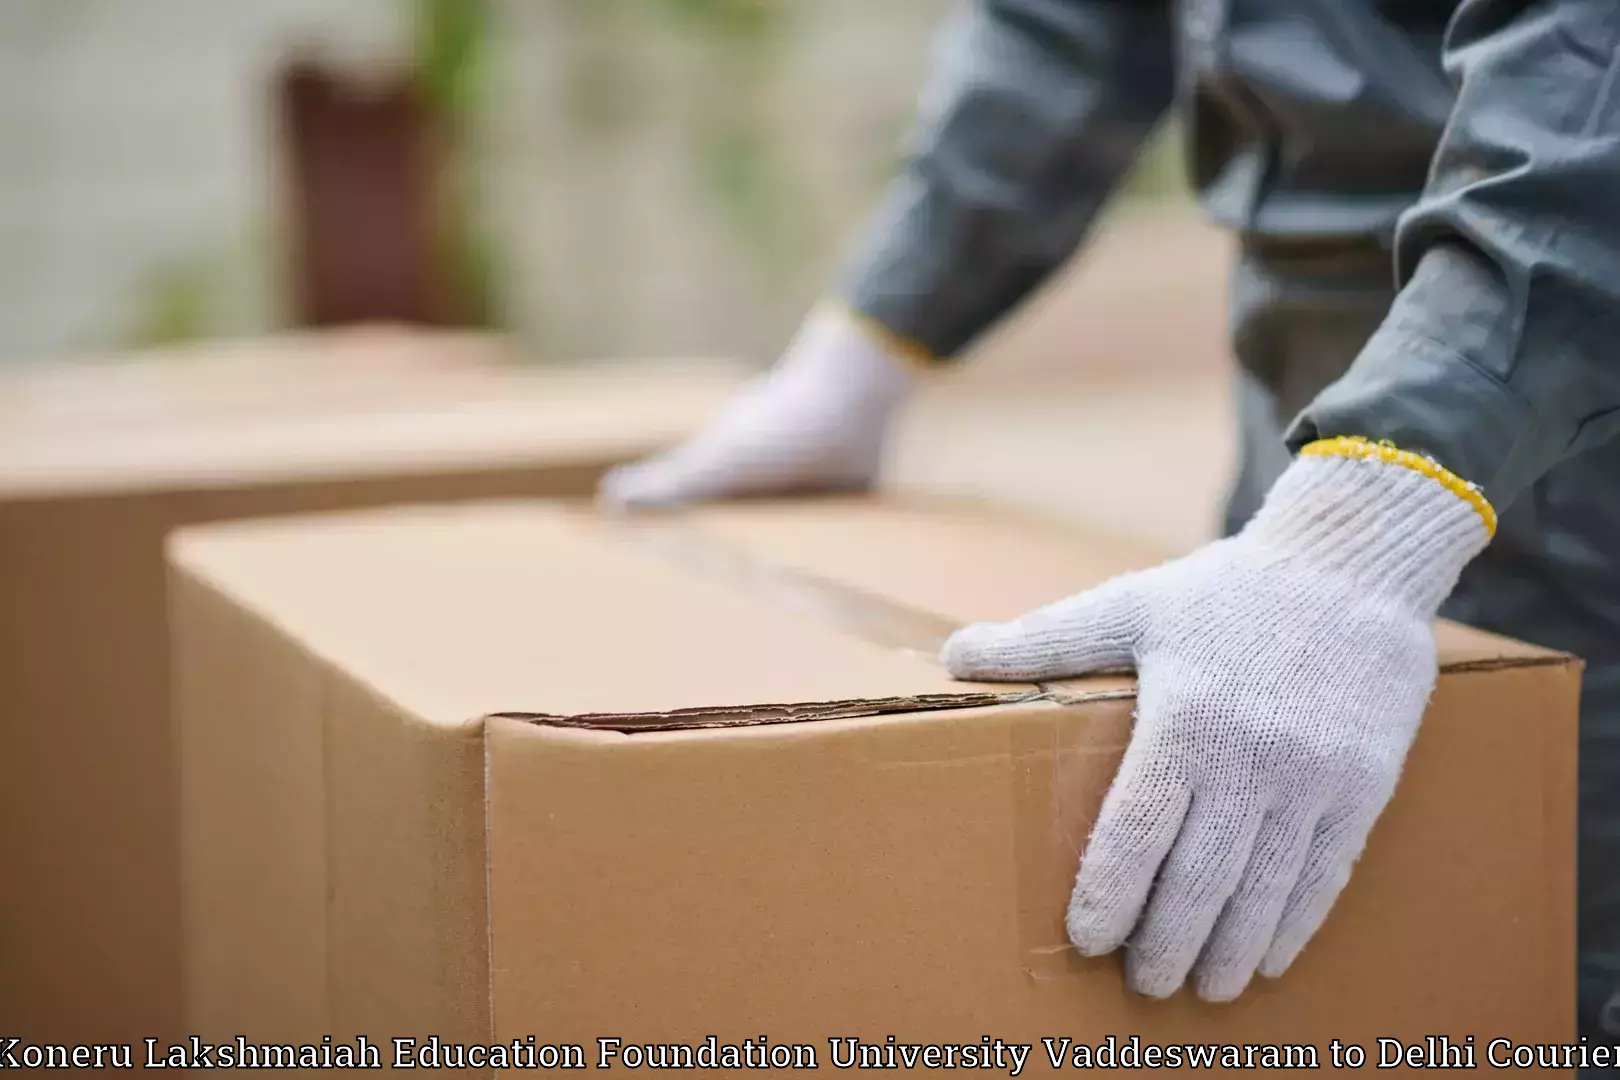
[278,59,456,327]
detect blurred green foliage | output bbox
[668,3,813,277]
[414,0,489,123]
[665,0,804,262]
[558,0,644,137]
[128,258,215,348]
[648,0,778,41]
[413,0,501,328]
[557,0,1182,284]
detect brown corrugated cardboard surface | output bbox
[0,335,744,1049]
[170,496,1578,1064]
[0,327,505,414]
[0,342,743,499]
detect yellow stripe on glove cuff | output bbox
[825,300,941,372]
[1300,436,1498,540]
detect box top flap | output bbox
[169,496,1568,732]
[0,330,744,498]
[673,501,1565,670]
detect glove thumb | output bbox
[940,574,1145,683]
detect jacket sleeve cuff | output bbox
[1285,307,1536,507]
[829,0,1173,362]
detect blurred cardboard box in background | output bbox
[0,327,508,430]
[0,330,744,1046]
[171,496,1576,1056]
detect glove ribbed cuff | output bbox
[1299,436,1497,538]
[819,299,941,373]
[1245,442,1493,616]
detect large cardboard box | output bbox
[0,328,536,439]
[171,497,1578,1067]
[0,333,743,1048]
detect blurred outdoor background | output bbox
[0,0,1238,549]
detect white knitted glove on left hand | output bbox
[598,305,917,509]
[943,444,1494,1002]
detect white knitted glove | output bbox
[942,444,1495,1002]
[598,305,918,509]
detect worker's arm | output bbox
[837,0,1177,362]
[948,0,1617,1003]
[601,0,1175,509]
[1290,0,1620,505]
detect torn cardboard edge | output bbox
[487,512,1576,734]
[490,691,1040,732]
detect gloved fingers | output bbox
[1066,749,1191,958]
[1257,802,1381,979]
[940,575,1145,682]
[597,458,685,510]
[1190,806,1320,1002]
[1123,794,1266,998]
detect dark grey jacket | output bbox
[838,0,1620,510]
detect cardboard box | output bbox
[0,327,508,431]
[171,497,1577,1065]
[0,334,743,1047]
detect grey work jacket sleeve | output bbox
[1289,0,1620,508]
[835,0,1175,361]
